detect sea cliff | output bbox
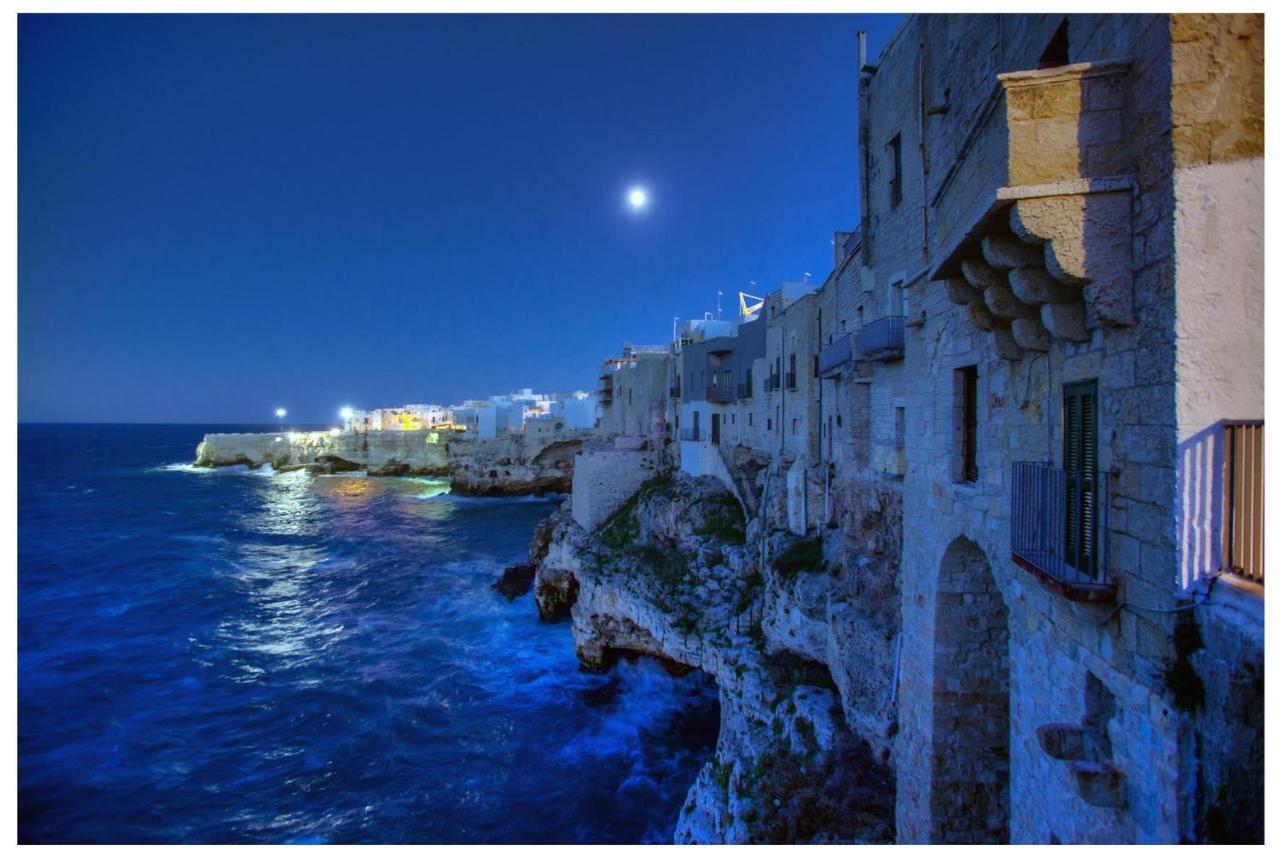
[194,427,592,495]
[520,465,900,843]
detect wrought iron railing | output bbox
[858,316,905,360]
[1223,420,1264,582]
[817,334,854,378]
[706,384,734,403]
[1011,461,1111,598]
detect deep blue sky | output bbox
[19,14,902,424]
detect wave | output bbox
[424,492,566,506]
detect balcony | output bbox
[786,371,797,390]
[737,381,753,400]
[1011,462,1112,601]
[1223,420,1264,582]
[817,333,854,378]
[669,384,682,399]
[765,373,780,393]
[857,316,905,361]
[598,389,613,406]
[706,383,734,403]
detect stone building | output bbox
[868,13,1263,844]
[569,12,1262,844]
[597,344,671,437]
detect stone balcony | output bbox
[931,60,1135,361]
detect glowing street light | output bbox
[340,406,354,431]
[275,407,286,433]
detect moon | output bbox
[627,186,649,211]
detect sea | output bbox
[18,423,719,844]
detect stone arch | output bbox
[929,536,1010,843]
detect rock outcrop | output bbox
[524,470,896,843]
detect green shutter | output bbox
[1063,381,1098,577]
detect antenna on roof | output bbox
[716,290,723,320]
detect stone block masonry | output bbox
[571,442,661,532]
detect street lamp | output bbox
[340,406,353,431]
[275,407,286,433]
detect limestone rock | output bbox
[493,562,536,601]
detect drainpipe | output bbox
[858,31,872,267]
[802,463,809,533]
[817,306,824,462]
[779,328,786,457]
[824,460,831,528]
[917,32,930,263]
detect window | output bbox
[1222,421,1264,581]
[888,134,902,207]
[1039,20,1070,69]
[792,418,798,435]
[628,387,632,405]
[889,280,908,318]
[1063,381,1099,576]
[955,366,979,482]
[749,413,754,426]
[767,417,772,431]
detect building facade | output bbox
[575,12,1263,844]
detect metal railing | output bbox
[1223,420,1264,582]
[1011,461,1110,594]
[858,316,905,360]
[737,381,753,400]
[598,389,613,406]
[786,371,797,390]
[679,427,701,442]
[706,384,734,403]
[817,333,854,378]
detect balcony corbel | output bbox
[930,59,1136,361]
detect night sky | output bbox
[19,13,902,424]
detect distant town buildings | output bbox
[344,388,599,440]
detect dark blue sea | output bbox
[18,423,718,844]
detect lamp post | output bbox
[340,406,354,432]
[275,407,286,433]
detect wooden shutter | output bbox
[1063,381,1098,576]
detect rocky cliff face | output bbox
[194,428,591,495]
[525,470,896,843]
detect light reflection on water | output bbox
[19,425,719,843]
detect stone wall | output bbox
[571,442,662,531]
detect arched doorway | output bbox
[930,537,1010,843]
